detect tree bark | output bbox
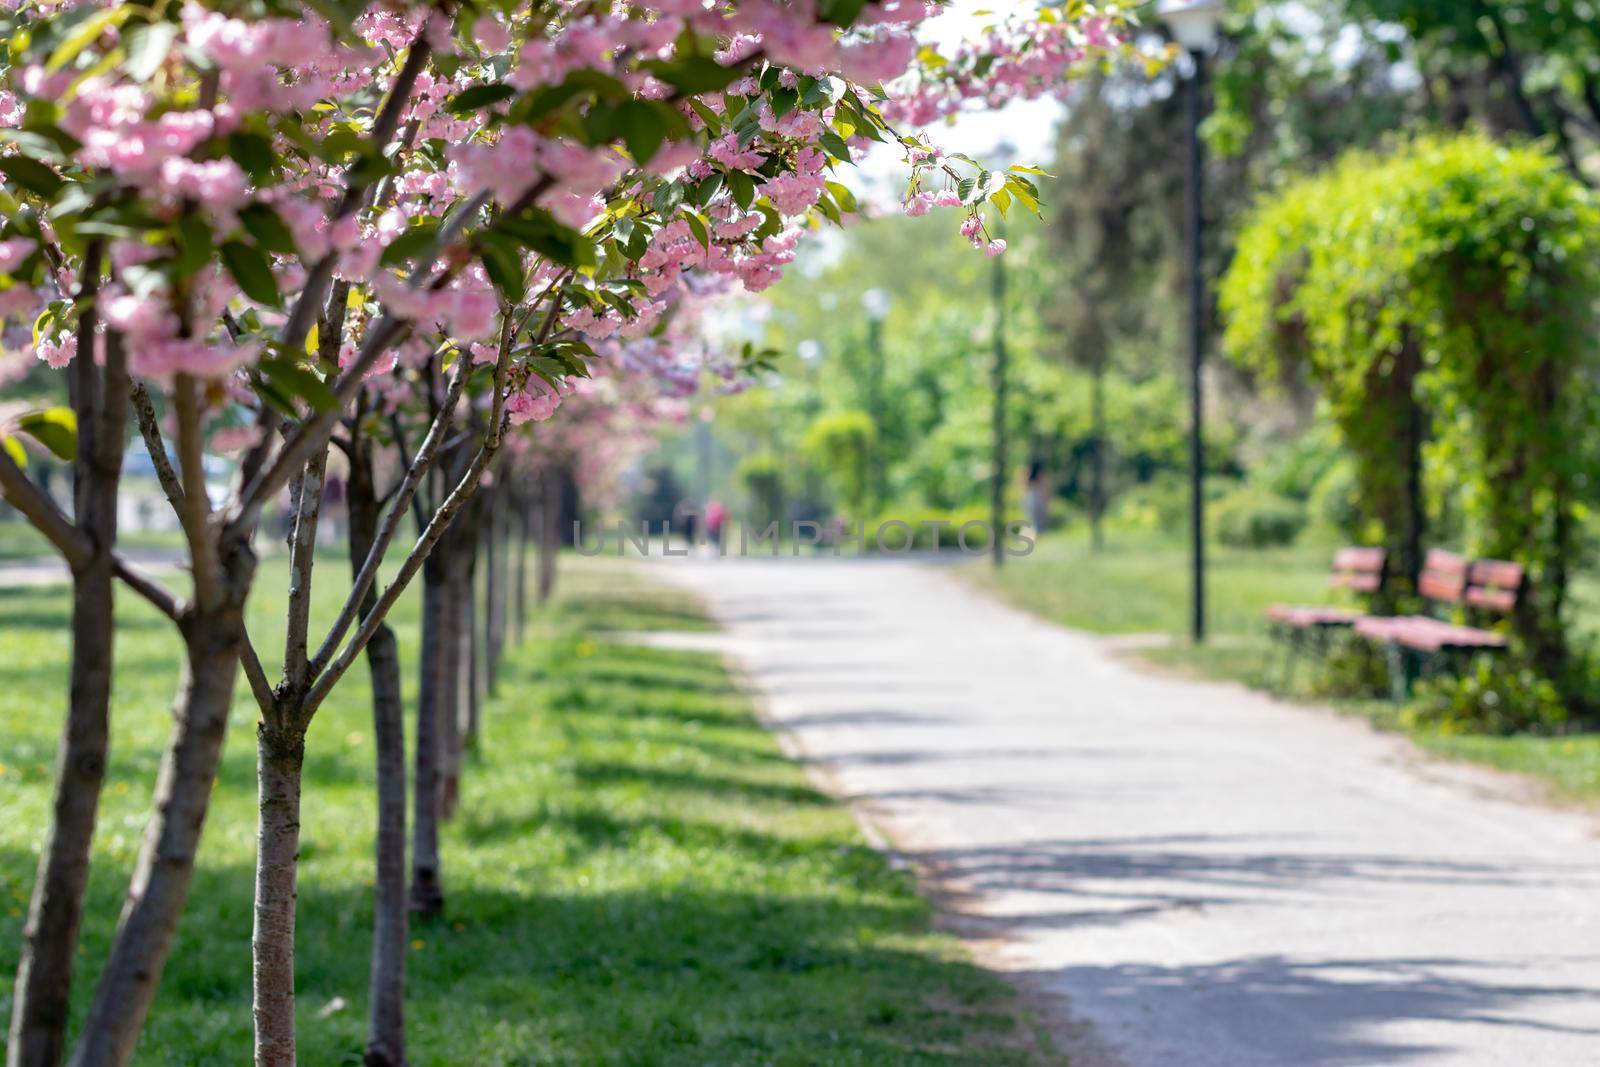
[68,600,249,1067]
[536,469,559,604]
[410,556,448,918]
[252,725,305,1067]
[9,255,127,1067]
[513,487,529,644]
[440,537,468,816]
[462,532,481,754]
[346,437,408,1067]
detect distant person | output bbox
[705,498,727,550]
[1025,460,1049,534]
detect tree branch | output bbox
[172,374,222,609]
[113,558,182,622]
[304,321,519,714]
[304,354,474,682]
[240,626,278,715]
[130,382,187,515]
[0,447,89,568]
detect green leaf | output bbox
[0,156,64,199]
[1007,164,1053,176]
[819,0,869,26]
[447,83,517,115]
[498,208,596,269]
[379,220,440,268]
[173,213,213,278]
[478,234,525,302]
[46,6,130,73]
[684,211,709,250]
[642,56,743,95]
[1,434,26,469]
[238,203,297,256]
[220,240,282,307]
[725,169,756,211]
[123,21,178,81]
[258,357,337,412]
[819,131,852,162]
[616,100,667,166]
[769,87,799,120]
[227,130,278,183]
[17,407,77,461]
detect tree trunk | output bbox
[462,536,481,754]
[10,297,127,1067]
[410,558,448,918]
[1090,356,1106,552]
[360,621,407,1065]
[513,488,529,644]
[485,484,507,690]
[252,725,305,1067]
[440,539,467,815]
[346,440,408,1067]
[536,470,559,604]
[68,603,248,1067]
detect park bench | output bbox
[1352,549,1523,699]
[1264,547,1387,692]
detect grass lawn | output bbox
[968,528,1600,805]
[0,519,188,561]
[0,555,1052,1065]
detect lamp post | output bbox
[1159,0,1222,644]
[861,288,891,513]
[990,220,1008,570]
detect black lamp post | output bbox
[861,288,891,513]
[1159,0,1222,644]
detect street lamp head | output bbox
[1157,0,1223,52]
[861,288,891,322]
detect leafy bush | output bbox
[736,452,785,527]
[1409,662,1568,735]
[1212,486,1306,548]
[803,411,876,518]
[1309,458,1361,539]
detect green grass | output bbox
[0,519,187,561]
[969,528,1600,804]
[0,555,1052,1065]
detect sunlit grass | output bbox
[0,554,1053,1065]
[969,527,1600,804]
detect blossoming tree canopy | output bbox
[0,0,1130,469]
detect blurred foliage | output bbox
[1223,132,1600,689]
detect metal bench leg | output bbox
[1281,637,1302,695]
[1383,641,1412,702]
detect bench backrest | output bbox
[1417,549,1470,604]
[1417,549,1525,617]
[1328,547,1386,594]
[1466,559,1525,615]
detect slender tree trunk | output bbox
[410,557,448,918]
[513,488,529,644]
[1090,356,1106,552]
[252,725,305,1067]
[462,536,481,754]
[440,539,467,815]
[536,469,559,604]
[9,270,127,1067]
[346,439,408,1067]
[485,484,507,689]
[68,601,249,1067]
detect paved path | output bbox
[656,556,1600,1067]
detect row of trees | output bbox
[1223,132,1600,698]
[0,2,1133,1065]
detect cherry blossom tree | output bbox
[0,2,1131,1065]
